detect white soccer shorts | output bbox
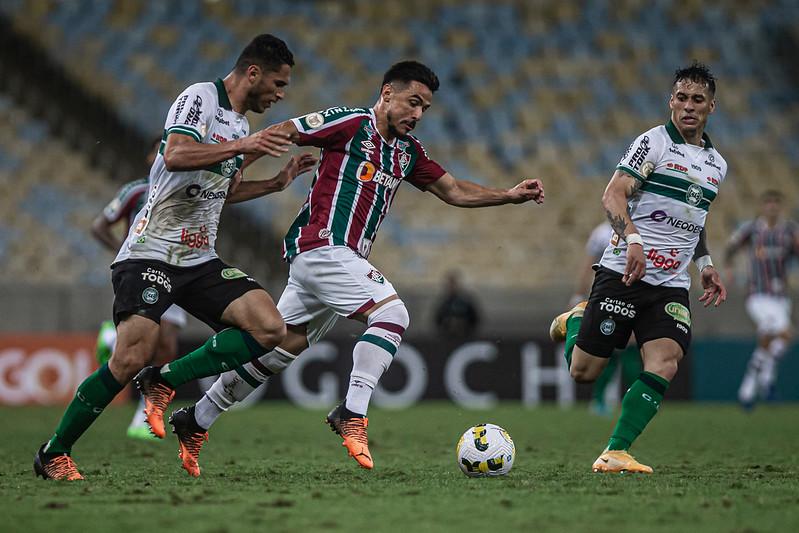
[745,293,792,336]
[277,246,398,345]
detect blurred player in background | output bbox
[90,138,187,440]
[724,190,799,409]
[167,60,544,476]
[570,221,641,416]
[34,34,316,480]
[550,62,727,473]
[434,270,481,339]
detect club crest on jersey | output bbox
[220,158,237,177]
[686,184,703,206]
[366,269,385,284]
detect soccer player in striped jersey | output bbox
[169,60,545,476]
[724,190,799,408]
[90,138,188,440]
[550,62,727,473]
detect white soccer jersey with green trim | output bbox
[599,120,727,288]
[115,79,249,267]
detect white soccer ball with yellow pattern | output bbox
[456,423,515,477]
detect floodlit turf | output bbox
[2,402,797,533]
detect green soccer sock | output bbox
[46,363,123,454]
[591,352,619,403]
[607,371,669,451]
[159,328,267,387]
[563,314,582,368]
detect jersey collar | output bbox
[214,78,232,111]
[666,119,714,149]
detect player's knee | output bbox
[108,347,149,382]
[645,351,682,381]
[368,299,410,331]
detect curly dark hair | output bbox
[235,34,294,73]
[381,61,439,93]
[673,61,716,95]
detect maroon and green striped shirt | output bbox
[284,107,445,260]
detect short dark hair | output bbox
[761,189,783,202]
[235,34,294,73]
[382,61,439,93]
[673,61,716,96]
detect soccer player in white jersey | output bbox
[167,61,545,476]
[570,221,641,416]
[724,190,799,408]
[90,137,188,440]
[550,62,728,473]
[34,34,318,480]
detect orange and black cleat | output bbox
[326,403,373,469]
[133,366,175,439]
[34,444,84,481]
[169,406,208,478]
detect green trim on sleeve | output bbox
[166,125,202,142]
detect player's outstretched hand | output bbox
[274,154,319,191]
[699,266,727,308]
[622,243,645,286]
[228,169,243,196]
[508,179,545,204]
[238,128,293,157]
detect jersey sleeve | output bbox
[102,182,145,224]
[616,128,665,181]
[291,107,370,149]
[727,220,754,249]
[163,83,215,142]
[585,223,611,260]
[405,136,446,190]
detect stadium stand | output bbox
[1,0,797,289]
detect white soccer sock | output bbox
[344,301,409,416]
[196,347,298,429]
[739,348,767,403]
[758,338,788,392]
[129,395,148,428]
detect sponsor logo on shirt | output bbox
[649,210,703,233]
[628,136,650,170]
[356,161,401,189]
[667,162,688,173]
[212,132,228,143]
[668,143,686,158]
[647,248,682,271]
[221,268,248,280]
[691,164,702,171]
[185,184,227,200]
[706,176,719,186]
[180,225,210,249]
[173,94,188,123]
[215,109,230,126]
[185,95,203,127]
[705,153,721,170]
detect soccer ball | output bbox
[456,423,515,477]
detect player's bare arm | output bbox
[90,213,123,252]
[602,169,645,286]
[227,153,318,204]
[427,173,544,207]
[694,228,727,308]
[163,129,291,172]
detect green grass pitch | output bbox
[1,402,797,533]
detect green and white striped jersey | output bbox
[115,79,248,267]
[599,120,728,288]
